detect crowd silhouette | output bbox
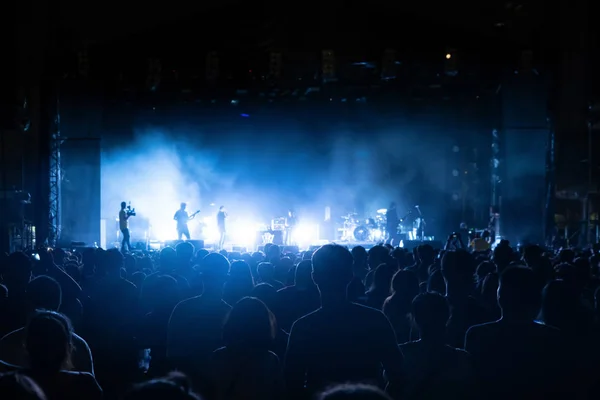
[0,237,599,399]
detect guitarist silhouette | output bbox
[173,202,200,240]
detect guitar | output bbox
[190,210,201,219]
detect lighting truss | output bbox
[48,95,62,247]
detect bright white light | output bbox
[371,229,384,242]
[294,223,319,248]
[229,220,258,249]
[202,216,219,244]
[446,53,452,59]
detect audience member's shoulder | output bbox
[532,320,561,336]
[349,302,389,321]
[173,295,202,309]
[467,319,499,335]
[290,307,321,330]
[0,360,18,373]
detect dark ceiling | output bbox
[54,0,549,47]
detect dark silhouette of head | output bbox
[441,249,475,292]
[219,206,224,211]
[257,262,275,282]
[538,279,579,330]
[498,266,538,319]
[197,253,229,291]
[312,244,354,294]
[367,245,390,270]
[25,310,74,372]
[412,292,449,340]
[390,270,420,304]
[251,283,277,311]
[180,203,186,210]
[3,252,32,289]
[124,372,201,400]
[175,242,195,262]
[367,263,395,295]
[523,244,543,267]
[351,246,368,269]
[104,248,125,275]
[26,276,62,312]
[417,244,435,265]
[121,201,126,210]
[228,260,254,284]
[159,247,177,272]
[317,383,392,400]
[223,297,275,351]
[295,260,314,287]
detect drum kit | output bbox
[339,206,426,243]
[340,211,386,242]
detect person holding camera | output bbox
[119,201,133,252]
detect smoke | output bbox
[101,129,216,241]
[101,119,457,244]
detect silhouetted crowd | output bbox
[0,237,600,400]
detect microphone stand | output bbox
[415,206,424,241]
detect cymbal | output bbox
[377,209,387,214]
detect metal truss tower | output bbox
[48,95,61,247]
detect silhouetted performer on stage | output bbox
[174,202,195,240]
[217,206,227,249]
[386,202,400,245]
[285,209,297,245]
[119,201,132,252]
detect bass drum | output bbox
[353,225,370,241]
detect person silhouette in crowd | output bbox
[138,275,181,377]
[211,297,284,400]
[407,244,435,284]
[2,310,102,400]
[276,260,320,332]
[441,249,487,347]
[251,283,289,359]
[383,270,420,343]
[365,263,395,310]
[347,247,367,303]
[143,247,191,305]
[257,262,284,290]
[399,292,475,400]
[123,371,202,400]
[465,266,567,400]
[223,260,255,306]
[82,248,138,397]
[285,244,403,399]
[316,383,392,400]
[0,276,93,374]
[168,252,231,392]
[0,252,33,336]
[0,373,47,400]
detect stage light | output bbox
[202,217,220,244]
[294,223,319,248]
[229,220,259,248]
[445,53,452,60]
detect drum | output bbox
[366,218,377,228]
[353,225,370,241]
